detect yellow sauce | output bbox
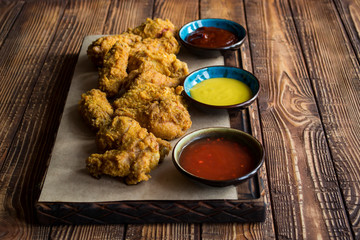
[190,77,253,106]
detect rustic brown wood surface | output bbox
[0,0,359,239]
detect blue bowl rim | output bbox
[182,65,260,109]
[178,18,247,51]
[172,127,265,187]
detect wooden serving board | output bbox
[36,174,265,224]
[35,36,266,225]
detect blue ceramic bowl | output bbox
[183,66,260,110]
[178,18,246,57]
[172,127,265,187]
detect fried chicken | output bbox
[131,36,180,55]
[112,83,191,140]
[78,89,114,130]
[89,26,185,96]
[96,42,187,96]
[87,18,178,68]
[98,42,131,96]
[128,18,176,39]
[127,66,182,89]
[81,18,192,185]
[87,33,141,67]
[86,116,171,185]
[96,115,171,160]
[127,49,188,79]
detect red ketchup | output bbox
[186,27,238,48]
[179,137,255,181]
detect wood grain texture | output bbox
[289,0,360,237]
[103,0,154,34]
[125,223,200,240]
[0,1,68,238]
[50,225,124,240]
[0,0,65,168]
[245,0,353,238]
[153,0,198,27]
[333,0,360,61]
[0,1,24,47]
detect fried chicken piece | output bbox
[98,42,131,97]
[87,18,178,67]
[126,65,182,89]
[131,36,180,55]
[129,18,176,39]
[97,36,185,96]
[78,89,114,130]
[127,49,189,80]
[87,33,141,67]
[102,47,187,93]
[145,98,191,140]
[96,115,171,160]
[86,116,171,185]
[86,149,156,185]
[112,83,192,140]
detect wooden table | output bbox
[1,0,359,239]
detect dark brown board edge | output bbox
[36,198,266,225]
[35,172,266,225]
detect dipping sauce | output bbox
[186,27,238,48]
[179,137,255,181]
[190,77,253,106]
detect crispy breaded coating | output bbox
[126,65,182,89]
[87,116,171,185]
[87,33,141,67]
[127,49,188,79]
[113,83,191,140]
[98,42,131,97]
[131,36,180,55]
[145,98,191,140]
[96,115,171,159]
[78,89,113,130]
[129,18,176,39]
[86,150,132,178]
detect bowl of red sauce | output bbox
[178,18,246,57]
[172,127,264,187]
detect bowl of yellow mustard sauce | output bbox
[183,66,260,110]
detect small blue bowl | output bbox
[183,66,260,110]
[172,127,265,187]
[178,18,246,57]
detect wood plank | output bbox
[0,1,24,47]
[289,0,360,237]
[153,0,199,26]
[244,0,353,238]
[50,225,125,240]
[332,0,360,61]
[200,0,275,239]
[103,0,154,34]
[125,223,200,240]
[0,0,66,168]
[0,1,68,238]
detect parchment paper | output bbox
[38,36,237,202]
